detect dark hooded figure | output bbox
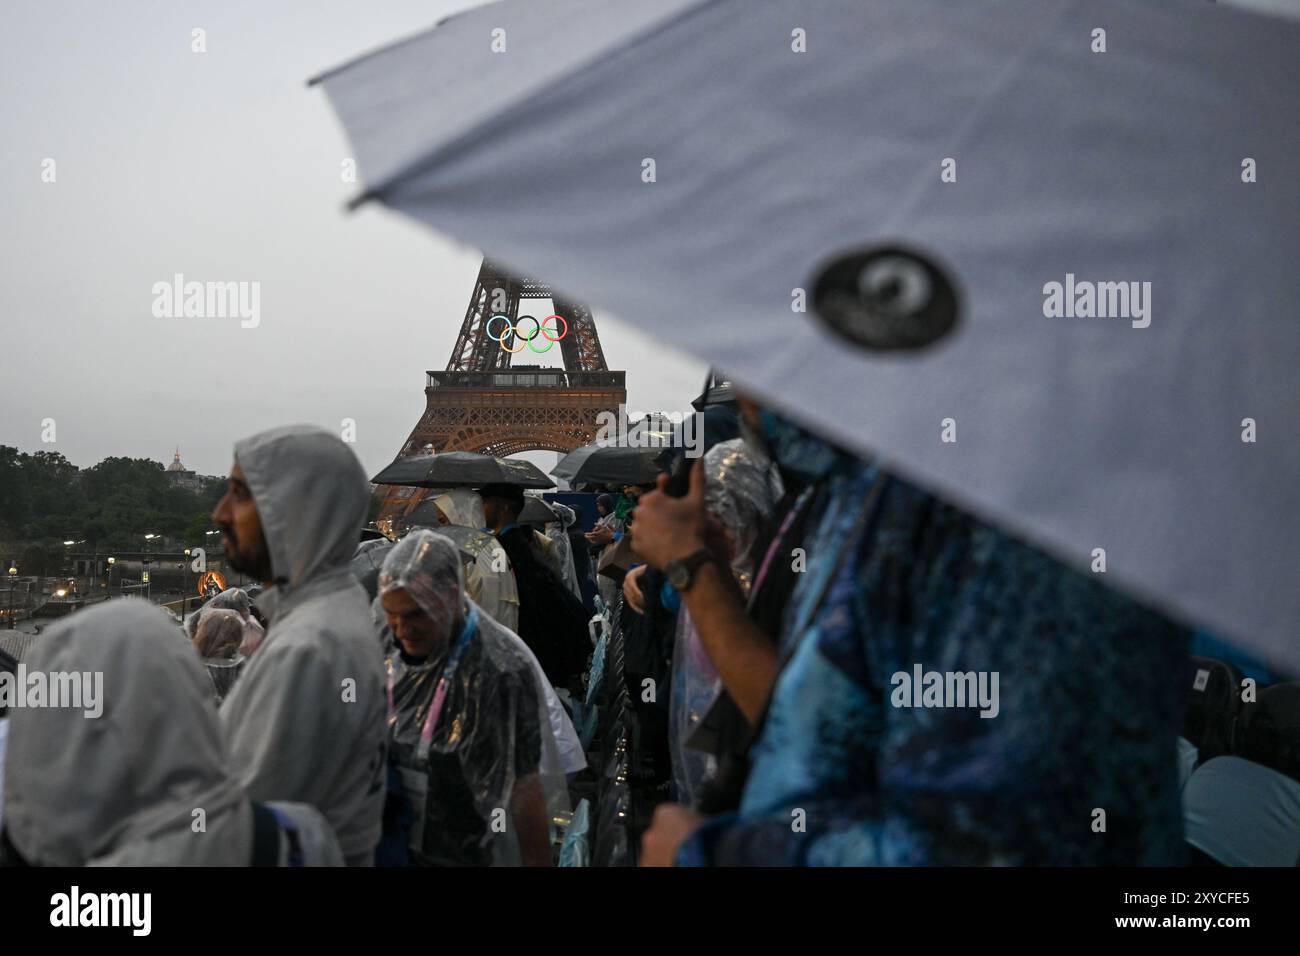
[479,483,590,688]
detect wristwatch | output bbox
[665,548,715,592]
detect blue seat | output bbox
[575,630,609,750]
[558,798,590,867]
[1183,756,1300,866]
[1177,736,1198,791]
[586,632,608,706]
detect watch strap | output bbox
[674,547,715,590]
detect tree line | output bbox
[0,446,225,576]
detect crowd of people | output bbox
[0,386,1295,867]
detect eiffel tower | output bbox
[375,259,627,527]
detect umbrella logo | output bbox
[486,314,568,354]
[811,246,959,352]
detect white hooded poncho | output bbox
[431,488,521,633]
[1,599,342,865]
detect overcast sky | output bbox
[0,0,707,479]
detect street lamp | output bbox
[7,564,17,630]
[107,556,116,596]
[182,548,192,619]
[205,529,223,583]
[62,539,89,594]
[140,534,161,602]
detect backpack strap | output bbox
[250,803,280,867]
[250,803,306,867]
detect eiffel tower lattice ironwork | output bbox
[375,259,627,527]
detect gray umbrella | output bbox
[315,0,1300,667]
[370,450,554,489]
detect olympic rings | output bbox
[485,314,569,353]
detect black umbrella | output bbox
[549,443,599,482]
[552,444,669,487]
[370,450,554,489]
[350,539,395,601]
[691,378,735,412]
[400,497,444,530]
[519,496,558,525]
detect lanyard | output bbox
[740,469,888,758]
[747,486,816,611]
[386,605,479,760]
[782,470,886,668]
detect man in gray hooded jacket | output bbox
[214,425,386,866]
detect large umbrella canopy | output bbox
[548,443,600,483]
[692,381,736,413]
[400,497,446,530]
[519,496,559,525]
[370,450,554,489]
[316,0,1300,667]
[552,443,670,486]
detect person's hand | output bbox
[640,803,707,866]
[622,564,649,614]
[585,524,615,546]
[629,460,708,571]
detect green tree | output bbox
[0,446,34,536]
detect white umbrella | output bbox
[313,0,1300,668]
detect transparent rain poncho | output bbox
[378,529,568,865]
[367,539,584,776]
[670,438,782,805]
[191,607,247,705]
[544,502,584,601]
[430,489,520,633]
[184,587,266,657]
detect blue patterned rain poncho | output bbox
[679,414,1189,866]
